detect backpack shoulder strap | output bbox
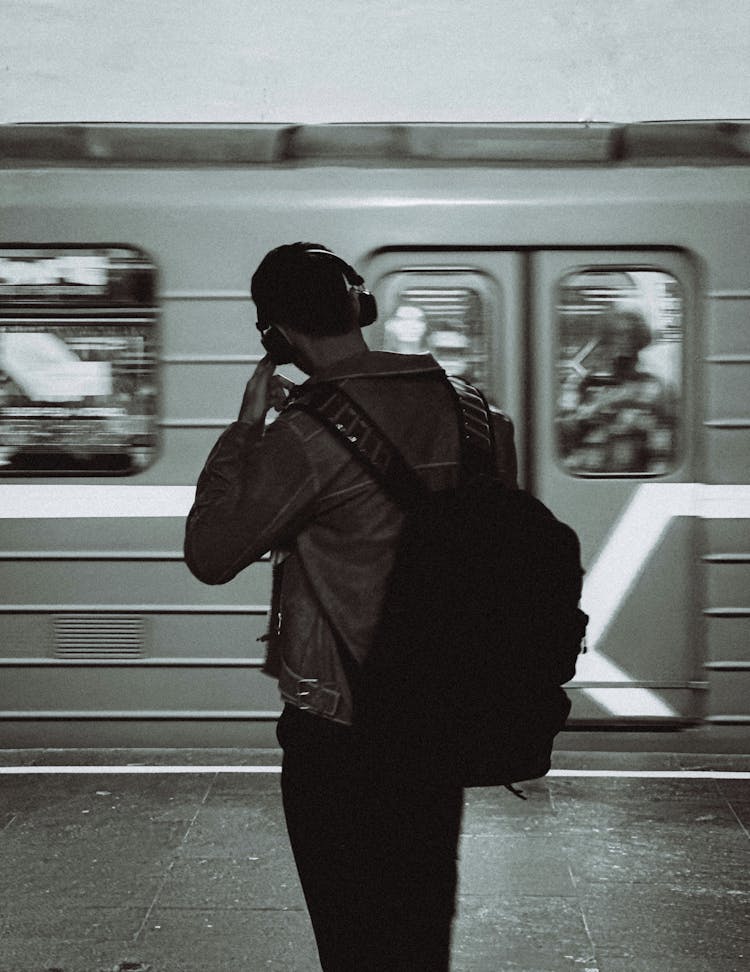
[288,375,496,500]
[288,381,424,508]
[446,376,495,478]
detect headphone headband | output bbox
[302,246,365,288]
[295,245,376,327]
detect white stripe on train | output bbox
[577,484,750,718]
[0,484,196,519]
[1,483,749,719]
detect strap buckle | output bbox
[295,678,341,717]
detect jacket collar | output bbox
[304,350,444,384]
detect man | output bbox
[557,302,674,473]
[184,242,517,971]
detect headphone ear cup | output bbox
[357,289,378,327]
[299,246,378,328]
[261,326,295,365]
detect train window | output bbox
[377,284,491,390]
[555,268,682,476]
[0,246,158,475]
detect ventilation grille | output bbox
[53,614,145,659]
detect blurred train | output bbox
[0,121,748,748]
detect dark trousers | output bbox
[277,704,464,972]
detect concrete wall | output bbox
[1,0,748,123]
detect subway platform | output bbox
[0,743,748,972]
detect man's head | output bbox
[597,300,651,374]
[608,300,651,351]
[252,241,374,335]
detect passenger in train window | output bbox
[557,303,676,474]
[184,241,517,972]
[383,303,429,354]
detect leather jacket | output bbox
[184,350,517,725]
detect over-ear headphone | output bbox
[303,248,378,328]
[256,245,377,365]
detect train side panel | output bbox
[0,124,748,744]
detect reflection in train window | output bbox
[555,269,682,476]
[0,246,158,475]
[380,286,490,390]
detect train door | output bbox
[366,247,701,727]
[364,249,525,471]
[533,250,699,726]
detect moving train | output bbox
[0,121,748,748]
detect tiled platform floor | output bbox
[1,748,748,972]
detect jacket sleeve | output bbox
[183,416,318,585]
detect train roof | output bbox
[0,121,748,167]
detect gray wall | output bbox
[1,0,748,123]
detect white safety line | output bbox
[0,765,748,780]
[0,765,281,774]
[549,769,750,779]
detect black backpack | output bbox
[290,376,588,791]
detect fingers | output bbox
[238,357,276,425]
[248,355,276,394]
[252,354,276,385]
[237,361,295,424]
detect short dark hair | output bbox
[251,242,358,336]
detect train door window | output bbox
[0,246,158,474]
[368,270,496,400]
[555,268,683,476]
